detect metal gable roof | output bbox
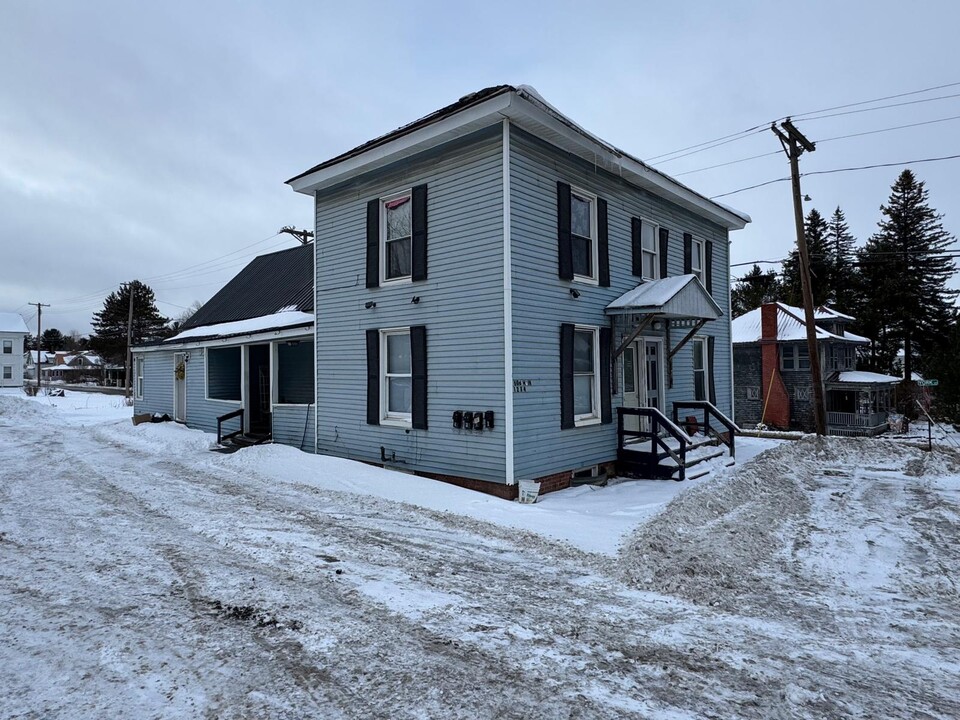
[180,243,313,330]
[605,275,723,320]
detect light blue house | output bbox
[283,85,749,497]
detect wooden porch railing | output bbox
[618,407,690,481]
[672,400,738,460]
[217,408,244,445]
[826,411,887,428]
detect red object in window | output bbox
[384,197,410,210]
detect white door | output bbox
[623,344,640,433]
[643,338,664,416]
[173,352,187,423]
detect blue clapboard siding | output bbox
[314,126,507,482]
[509,126,732,481]
[133,351,174,416]
[273,404,316,452]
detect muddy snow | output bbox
[1,391,958,718]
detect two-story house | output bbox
[0,313,29,388]
[732,302,900,435]
[282,85,749,497]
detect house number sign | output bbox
[514,380,533,393]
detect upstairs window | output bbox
[781,344,811,371]
[570,190,597,281]
[382,193,412,282]
[640,220,660,280]
[691,238,705,283]
[2,340,11,354]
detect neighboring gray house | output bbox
[732,302,900,435]
[284,85,749,497]
[0,312,30,388]
[132,244,316,451]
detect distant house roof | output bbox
[287,85,749,231]
[732,303,868,345]
[0,312,29,334]
[835,371,901,385]
[180,244,313,331]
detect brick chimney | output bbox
[760,304,791,429]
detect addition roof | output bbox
[286,85,750,231]
[180,243,313,331]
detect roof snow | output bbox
[0,312,29,334]
[732,303,867,345]
[836,371,902,385]
[165,310,314,343]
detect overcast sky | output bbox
[2,1,958,335]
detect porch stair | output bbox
[617,402,738,482]
[211,432,272,454]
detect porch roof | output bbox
[605,274,722,320]
[833,370,901,385]
[163,310,314,345]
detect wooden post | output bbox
[772,120,826,436]
[125,281,135,400]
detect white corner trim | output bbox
[502,118,515,486]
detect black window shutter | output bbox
[365,329,380,425]
[411,325,428,429]
[599,326,612,424]
[659,228,669,279]
[557,182,573,280]
[597,198,610,287]
[683,233,693,275]
[705,239,714,294]
[411,185,428,282]
[707,335,717,406]
[560,323,575,429]
[366,199,380,288]
[631,218,642,277]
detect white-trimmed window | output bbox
[381,328,412,425]
[135,357,144,400]
[691,238,705,283]
[381,191,412,282]
[781,344,811,371]
[640,219,660,279]
[692,337,709,401]
[2,365,11,380]
[2,340,11,354]
[573,326,601,424]
[571,188,598,282]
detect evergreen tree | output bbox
[41,328,66,351]
[89,281,170,363]
[780,208,833,307]
[732,264,781,316]
[825,206,859,311]
[857,170,957,380]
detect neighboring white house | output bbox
[0,313,30,388]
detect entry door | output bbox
[623,344,640,433]
[173,352,187,423]
[643,338,664,415]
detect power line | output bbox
[796,92,960,123]
[710,152,960,199]
[789,80,960,120]
[647,127,767,163]
[674,150,782,176]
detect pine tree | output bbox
[780,208,833,307]
[858,170,957,381]
[825,206,859,311]
[732,264,781,316]
[89,281,170,363]
[41,328,66,351]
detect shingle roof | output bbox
[181,244,313,330]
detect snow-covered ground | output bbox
[1,390,958,718]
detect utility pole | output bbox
[125,281,136,400]
[30,302,50,392]
[278,226,314,245]
[771,118,826,435]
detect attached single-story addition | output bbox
[0,312,30,388]
[732,302,900,436]
[132,244,317,451]
[286,84,750,497]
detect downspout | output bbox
[502,118,515,485]
[313,190,319,456]
[728,235,735,425]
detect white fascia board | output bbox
[288,94,514,195]
[501,96,749,230]
[133,325,314,353]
